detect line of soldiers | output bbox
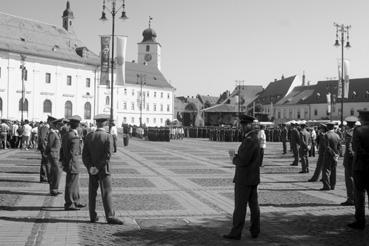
[38,114,123,224]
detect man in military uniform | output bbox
[61,115,86,210]
[320,122,341,190]
[223,115,261,240]
[280,123,288,154]
[38,116,56,183]
[290,122,300,166]
[348,110,369,229]
[299,122,311,173]
[341,116,358,206]
[82,114,123,225]
[45,118,62,196]
[308,124,327,182]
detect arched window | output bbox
[43,99,52,113]
[105,96,110,105]
[18,98,28,112]
[64,101,73,118]
[84,102,91,119]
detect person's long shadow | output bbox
[0,179,39,183]
[0,216,90,223]
[0,190,49,196]
[0,205,65,211]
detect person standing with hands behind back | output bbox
[82,114,123,225]
[223,114,261,241]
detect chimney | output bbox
[302,71,306,86]
[281,74,285,79]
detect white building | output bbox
[0,2,174,127]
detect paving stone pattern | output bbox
[0,139,368,245]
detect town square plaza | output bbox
[0,137,368,246]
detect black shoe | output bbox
[90,217,99,223]
[299,171,307,174]
[223,234,241,240]
[76,203,87,208]
[308,179,317,182]
[64,207,80,211]
[347,221,365,230]
[320,187,330,191]
[340,200,354,206]
[107,217,124,225]
[290,163,298,166]
[50,191,62,196]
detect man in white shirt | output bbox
[258,125,266,167]
[110,122,118,153]
[22,120,32,150]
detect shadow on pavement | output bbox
[0,216,90,224]
[0,190,48,196]
[75,214,369,246]
[0,179,39,184]
[0,171,39,174]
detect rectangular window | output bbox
[124,88,127,95]
[131,102,135,110]
[167,104,170,112]
[147,91,149,97]
[167,93,170,99]
[160,104,163,111]
[45,73,51,84]
[314,109,318,116]
[161,92,163,98]
[154,104,157,111]
[146,103,150,111]
[123,102,127,110]
[154,92,157,98]
[132,89,135,96]
[160,118,163,124]
[67,75,72,86]
[86,78,91,88]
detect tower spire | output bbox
[62,1,74,31]
[149,16,153,28]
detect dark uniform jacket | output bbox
[82,128,113,175]
[38,125,49,151]
[299,128,311,151]
[325,130,341,160]
[290,127,300,146]
[45,130,61,159]
[232,129,261,186]
[280,127,288,142]
[352,125,369,171]
[61,129,80,173]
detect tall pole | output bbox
[140,76,143,127]
[110,1,116,126]
[20,55,26,123]
[340,27,344,126]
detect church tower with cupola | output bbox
[137,17,161,70]
[62,1,74,32]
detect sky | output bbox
[2,0,369,97]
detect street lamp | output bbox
[20,55,26,123]
[100,0,128,126]
[334,23,351,126]
[136,73,146,127]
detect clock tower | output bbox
[138,17,161,70]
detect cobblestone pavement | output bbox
[0,138,368,246]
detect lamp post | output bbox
[20,55,26,123]
[334,23,351,126]
[100,0,128,126]
[136,73,146,127]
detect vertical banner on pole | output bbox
[116,36,127,86]
[327,93,331,113]
[343,60,350,99]
[100,36,111,86]
[337,63,342,99]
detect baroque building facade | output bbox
[0,2,174,127]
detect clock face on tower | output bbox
[144,53,152,62]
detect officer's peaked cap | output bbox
[239,114,258,124]
[94,114,110,122]
[47,115,57,123]
[345,116,358,123]
[68,115,82,122]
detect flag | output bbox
[116,36,127,85]
[337,63,342,98]
[100,36,111,86]
[343,60,350,99]
[327,93,331,113]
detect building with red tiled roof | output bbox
[253,75,300,120]
[273,78,369,122]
